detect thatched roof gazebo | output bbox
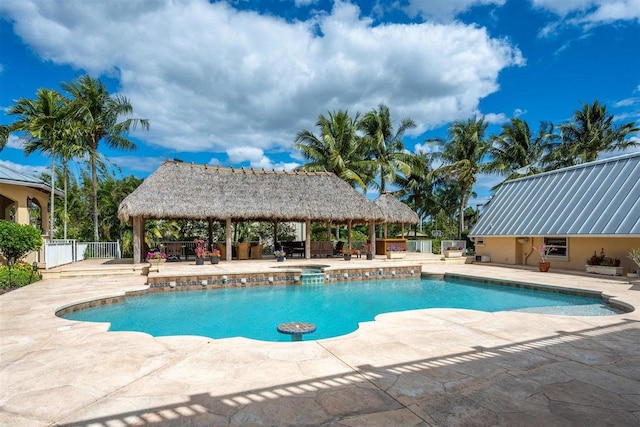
[374,192,420,225]
[372,192,420,255]
[118,160,385,262]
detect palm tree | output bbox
[395,151,434,235]
[549,100,639,167]
[63,75,149,241]
[4,88,68,238]
[358,104,416,194]
[430,116,489,239]
[0,126,9,152]
[485,118,554,187]
[294,110,373,191]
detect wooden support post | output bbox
[305,218,311,259]
[225,218,232,261]
[133,216,144,264]
[208,218,213,250]
[369,221,376,256]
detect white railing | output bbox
[43,240,121,269]
[77,241,121,259]
[407,240,433,253]
[43,240,76,269]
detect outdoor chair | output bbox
[236,242,251,260]
[250,243,263,259]
[216,243,227,260]
[166,242,182,261]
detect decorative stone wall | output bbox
[146,265,422,291]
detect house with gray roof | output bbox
[0,163,61,236]
[470,152,640,274]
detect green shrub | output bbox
[0,220,42,263]
[0,262,40,290]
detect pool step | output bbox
[41,262,147,280]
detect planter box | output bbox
[586,265,623,276]
[445,250,463,258]
[386,251,406,259]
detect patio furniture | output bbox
[281,241,305,258]
[166,242,182,261]
[236,242,251,260]
[251,243,263,259]
[216,243,227,260]
[310,241,333,257]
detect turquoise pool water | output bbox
[63,277,620,342]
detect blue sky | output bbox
[1,0,639,206]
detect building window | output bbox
[27,197,42,232]
[474,237,484,246]
[544,237,567,258]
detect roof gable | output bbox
[470,152,640,236]
[0,163,62,196]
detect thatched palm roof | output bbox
[374,192,420,224]
[118,161,385,223]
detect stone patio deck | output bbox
[1,258,639,426]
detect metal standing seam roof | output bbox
[0,163,63,196]
[470,152,640,237]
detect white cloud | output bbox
[5,134,25,150]
[404,0,506,22]
[107,155,167,173]
[533,0,640,32]
[294,0,318,7]
[226,146,299,170]
[0,0,523,156]
[483,112,509,124]
[0,159,47,177]
[513,108,527,117]
[615,97,640,107]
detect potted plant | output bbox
[274,249,286,262]
[532,244,555,272]
[146,251,167,271]
[342,248,356,261]
[386,246,406,259]
[586,248,622,276]
[628,248,640,278]
[209,248,221,264]
[193,238,206,265]
[444,246,464,258]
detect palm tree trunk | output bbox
[458,188,467,240]
[91,150,99,241]
[63,160,68,240]
[49,148,55,239]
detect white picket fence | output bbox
[43,240,120,269]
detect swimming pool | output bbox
[63,277,621,342]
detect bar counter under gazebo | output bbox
[373,192,420,255]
